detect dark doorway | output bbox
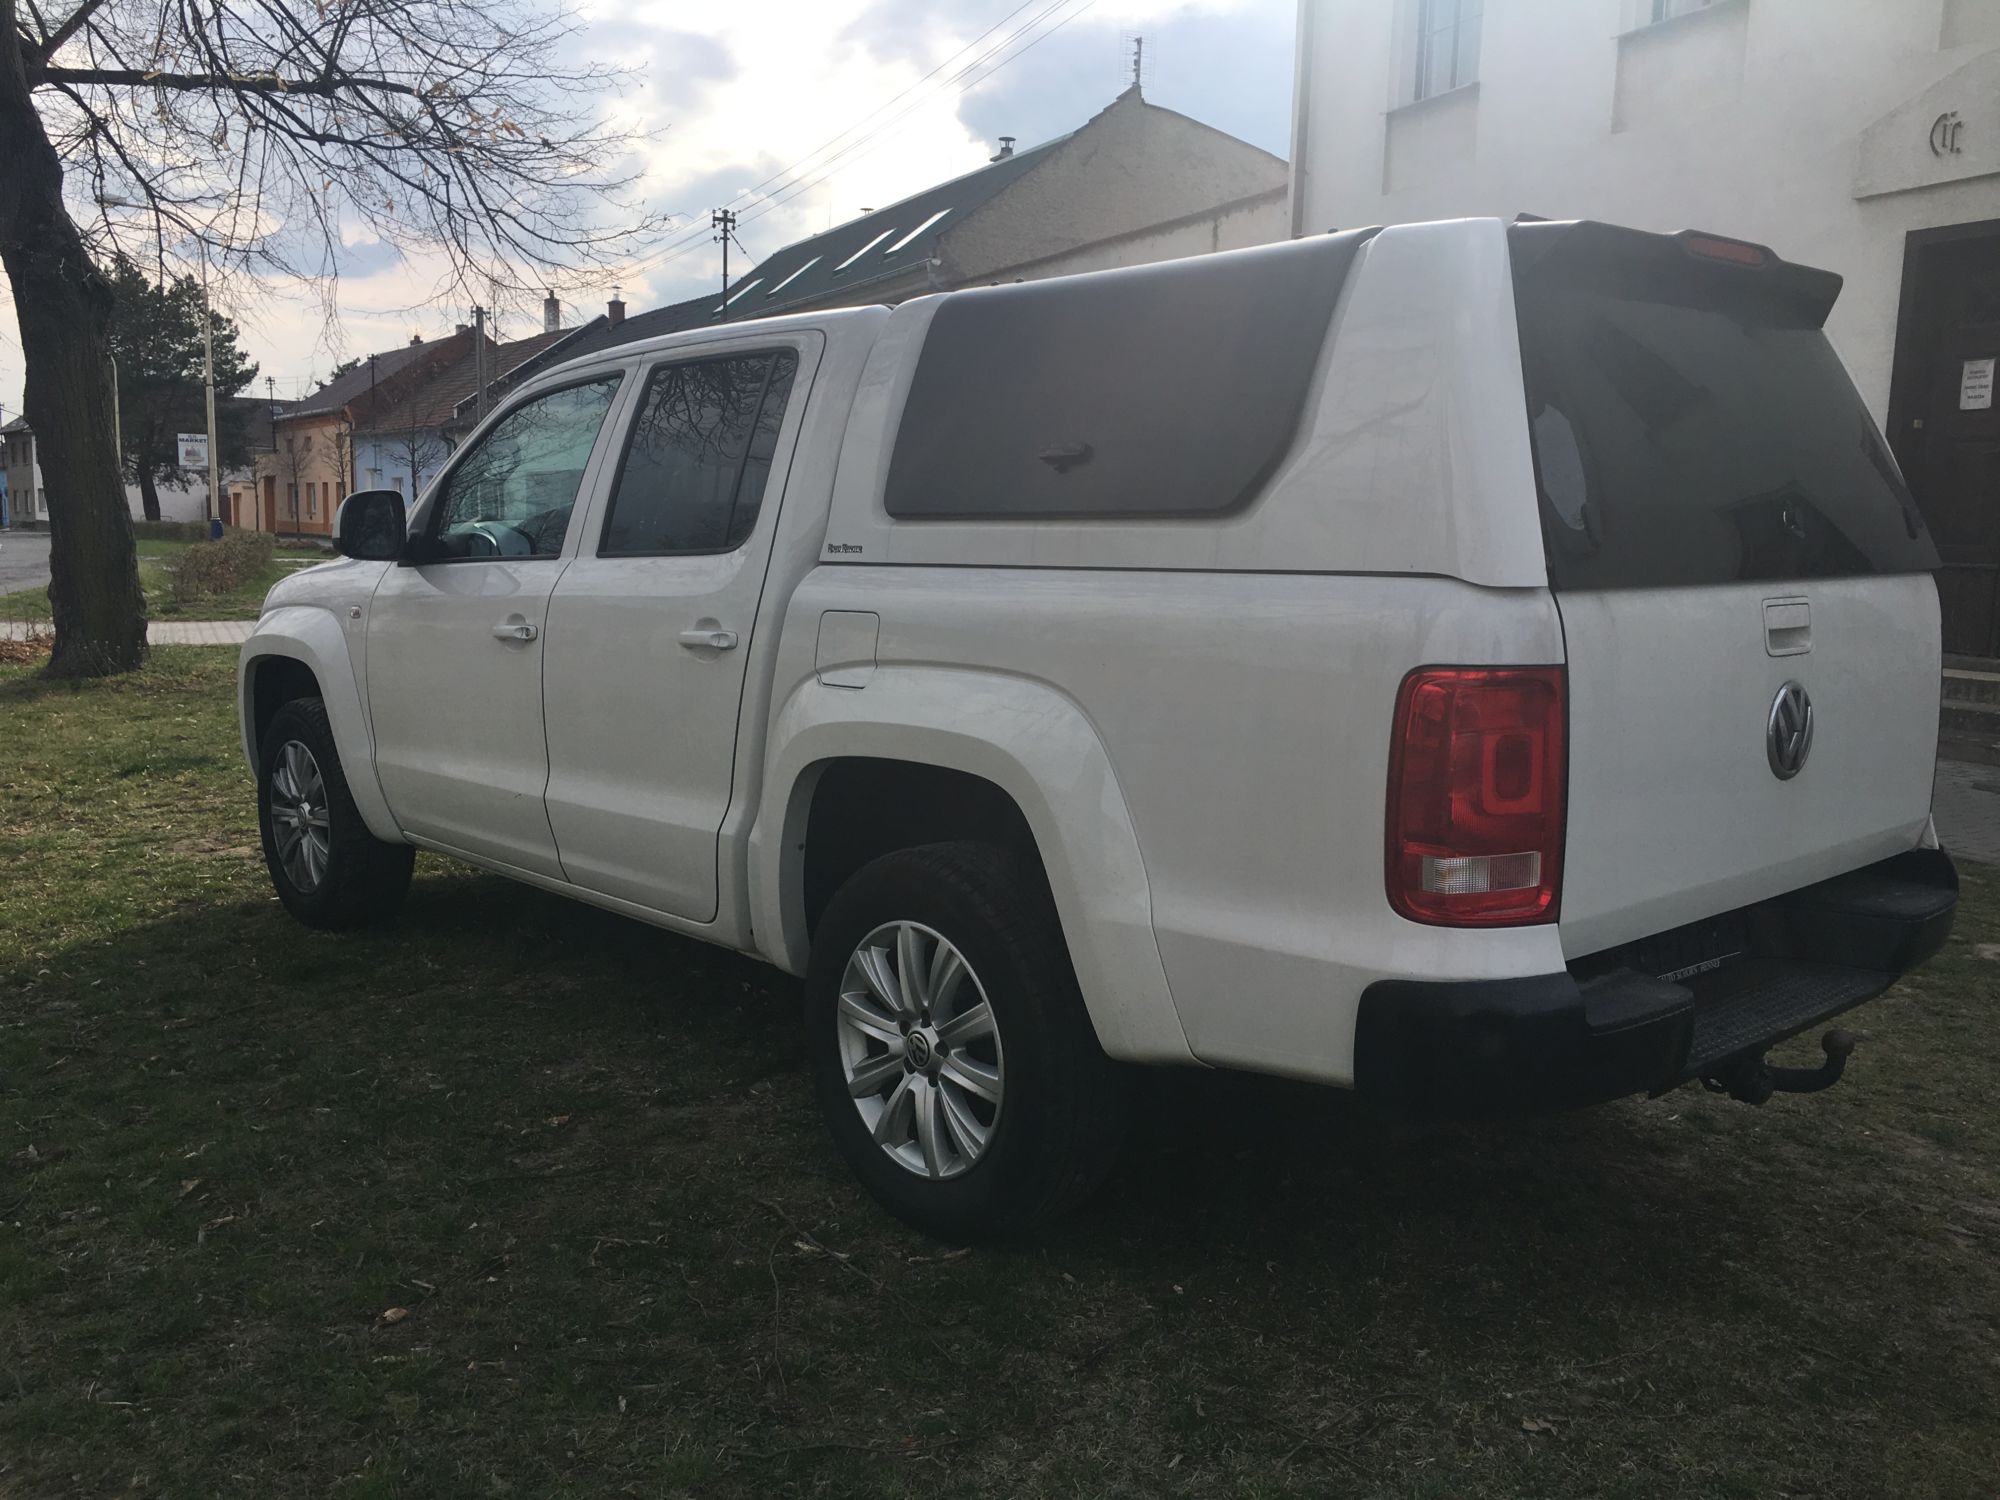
[1888,220,2000,657]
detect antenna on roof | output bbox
[1128,34,1146,93]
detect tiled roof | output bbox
[283,340,437,420]
[550,296,716,364]
[356,328,585,436]
[729,135,1065,315]
[561,130,1070,360]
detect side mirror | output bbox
[332,490,408,561]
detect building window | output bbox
[1414,0,1481,101]
[306,482,318,518]
[1649,0,1720,21]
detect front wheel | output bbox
[806,842,1129,1240]
[257,696,413,929]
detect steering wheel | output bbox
[460,520,537,557]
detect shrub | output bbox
[170,531,277,604]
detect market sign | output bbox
[177,432,210,468]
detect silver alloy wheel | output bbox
[836,921,1005,1180]
[269,739,332,893]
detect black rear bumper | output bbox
[1354,848,1958,1117]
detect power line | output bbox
[621,0,1102,286]
[728,0,1102,240]
[619,0,1063,279]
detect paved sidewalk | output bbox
[0,618,253,645]
[1934,759,2000,867]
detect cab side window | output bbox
[431,376,623,560]
[599,351,799,556]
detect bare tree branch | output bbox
[39,64,416,95]
[35,0,110,57]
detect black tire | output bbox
[257,696,414,929]
[806,841,1130,1240]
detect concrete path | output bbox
[0,618,253,645]
[1933,759,2000,867]
[0,532,52,596]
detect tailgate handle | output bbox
[1763,598,1811,657]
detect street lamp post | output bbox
[200,253,219,530]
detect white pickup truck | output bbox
[240,217,1958,1238]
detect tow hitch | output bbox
[1701,1028,1856,1106]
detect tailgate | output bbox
[1509,222,1943,959]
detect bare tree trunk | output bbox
[0,0,146,677]
[136,463,162,522]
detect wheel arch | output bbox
[237,607,401,843]
[748,667,1193,1065]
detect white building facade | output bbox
[1290,0,2000,654]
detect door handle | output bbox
[678,625,739,651]
[492,619,539,642]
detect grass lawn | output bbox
[3,650,1998,1497]
[0,538,326,625]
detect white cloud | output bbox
[0,0,1287,410]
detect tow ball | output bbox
[1701,1028,1857,1106]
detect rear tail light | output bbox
[1386,667,1566,926]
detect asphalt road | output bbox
[0,531,50,597]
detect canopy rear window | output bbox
[1510,222,1937,590]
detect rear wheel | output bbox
[806,842,1129,1239]
[257,697,413,929]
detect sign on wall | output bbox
[177,432,210,468]
[1961,357,1995,412]
[1856,50,2000,200]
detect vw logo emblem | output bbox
[906,1031,934,1069]
[1766,680,1814,781]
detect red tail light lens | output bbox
[1679,231,1769,268]
[1386,667,1566,926]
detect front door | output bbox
[1892,226,2000,656]
[541,339,815,920]
[366,374,628,878]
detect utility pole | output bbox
[712,208,737,319]
[472,306,487,422]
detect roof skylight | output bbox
[834,230,897,272]
[713,278,763,312]
[884,209,952,255]
[764,257,824,298]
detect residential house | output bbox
[2,415,42,528]
[4,401,286,529]
[222,397,290,528]
[1289,0,2000,653]
[255,330,477,536]
[353,318,586,503]
[557,86,1290,359]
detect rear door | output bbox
[540,337,815,920]
[1511,223,1943,958]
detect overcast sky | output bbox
[0,0,1294,417]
